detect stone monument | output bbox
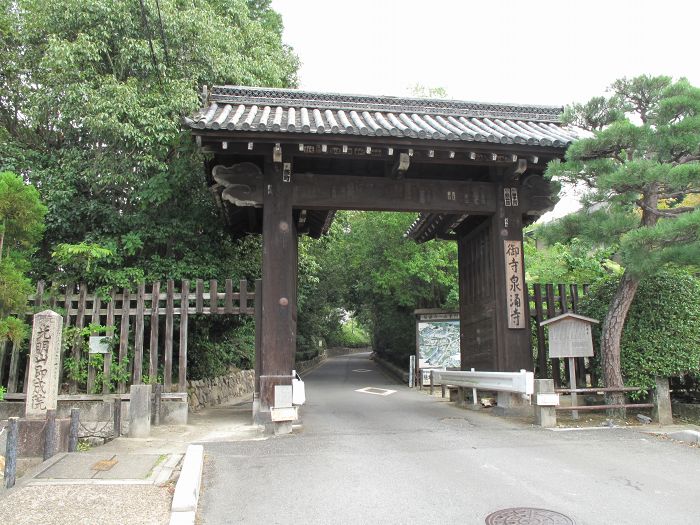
[25,310,63,419]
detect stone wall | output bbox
[186,348,373,411]
[295,351,327,374]
[187,369,255,412]
[326,346,372,358]
[673,402,700,421]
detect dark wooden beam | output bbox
[213,165,499,214]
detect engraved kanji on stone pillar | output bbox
[25,310,63,419]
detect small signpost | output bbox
[540,313,599,419]
[88,336,110,354]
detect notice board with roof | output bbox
[540,313,599,358]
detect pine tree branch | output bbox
[637,203,696,218]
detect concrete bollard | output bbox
[4,417,18,488]
[153,384,163,426]
[114,398,122,437]
[652,377,673,426]
[43,409,57,460]
[534,379,557,428]
[68,408,80,452]
[129,384,152,438]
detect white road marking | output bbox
[354,387,397,396]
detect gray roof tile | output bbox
[185,86,583,148]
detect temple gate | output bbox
[186,86,576,423]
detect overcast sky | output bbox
[272,0,700,107]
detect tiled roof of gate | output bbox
[185,86,582,148]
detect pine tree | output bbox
[546,75,700,412]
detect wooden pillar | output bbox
[259,158,297,413]
[490,176,532,371]
[457,169,532,372]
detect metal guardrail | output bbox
[430,369,534,395]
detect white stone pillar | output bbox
[25,310,63,419]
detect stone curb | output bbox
[667,429,700,444]
[169,444,204,525]
[0,452,67,500]
[371,353,409,384]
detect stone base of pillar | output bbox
[493,391,532,417]
[268,421,293,435]
[252,394,263,426]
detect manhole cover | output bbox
[485,508,574,525]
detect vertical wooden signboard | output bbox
[503,240,526,329]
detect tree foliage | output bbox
[1,0,297,289]
[0,171,46,344]
[0,0,298,378]
[546,75,700,404]
[300,212,457,365]
[524,233,620,284]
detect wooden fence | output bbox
[529,283,591,386]
[0,279,259,396]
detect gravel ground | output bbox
[0,484,172,525]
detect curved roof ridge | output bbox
[208,85,564,123]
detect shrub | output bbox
[580,270,700,392]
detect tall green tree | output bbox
[0,0,298,380]
[0,171,46,344]
[546,75,700,407]
[0,0,298,288]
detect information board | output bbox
[417,318,460,369]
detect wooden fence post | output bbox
[103,289,116,395]
[533,284,547,378]
[209,279,219,314]
[224,278,234,313]
[87,295,101,393]
[149,281,161,381]
[57,283,74,389]
[240,279,249,314]
[178,280,189,392]
[118,289,130,393]
[70,285,88,394]
[164,280,174,392]
[133,282,146,384]
[545,284,560,387]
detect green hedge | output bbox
[580,270,700,392]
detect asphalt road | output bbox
[198,352,700,524]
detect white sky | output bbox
[272,0,700,106]
[271,0,700,221]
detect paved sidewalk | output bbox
[0,395,260,525]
